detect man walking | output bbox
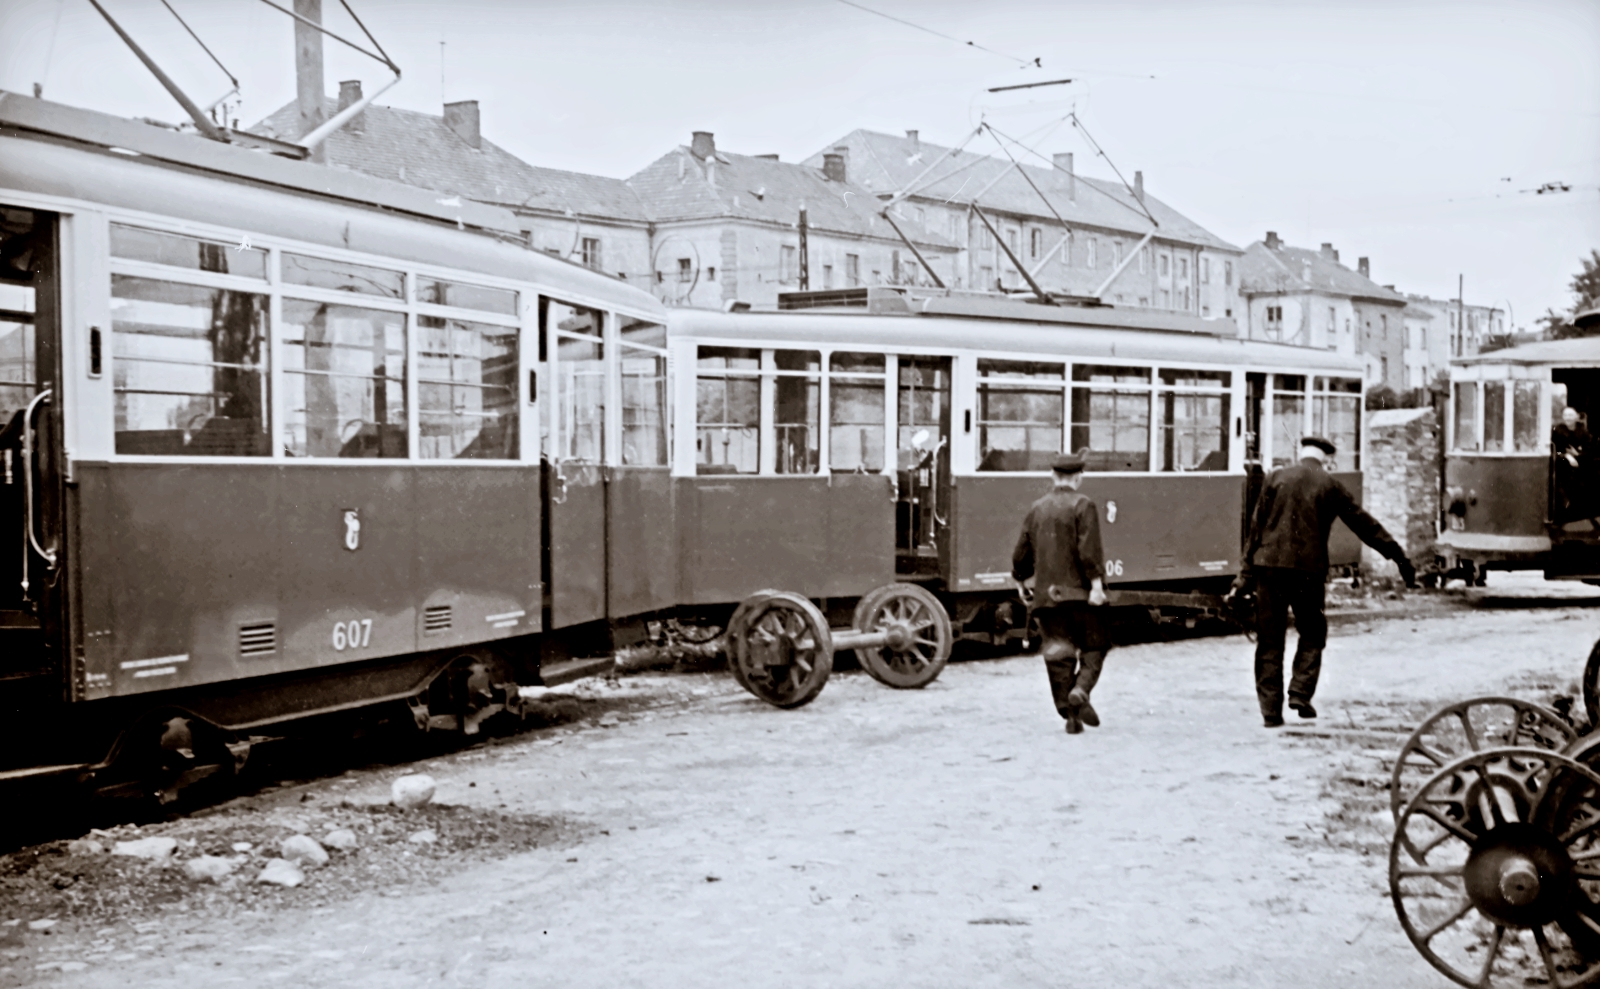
[1012,450,1110,734]
[1229,435,1415,728]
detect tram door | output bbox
[895,355,951,577]
[1242,371,1267,541]
[0,205,64,679]
[543,299,609,629]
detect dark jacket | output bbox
[1554,423,1591,463]
[1241,458,1406,578]
[1012,488,1105,598]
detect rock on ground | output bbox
[182,855,238,882]
[280,834,330,868]
[256,858,305,887]
[407,829,437,844]
[391,774,436,809]
[323,828,358,851]
[112,836,177,861]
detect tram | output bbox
[0,91,671,796]
[1437,314,1600,585]
[668,287,1370,646]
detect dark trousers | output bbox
[1253,567,1327,717]
[1037,604,1109,716]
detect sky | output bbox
[2,0,1597,327]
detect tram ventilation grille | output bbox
[423,605,453,634]
[239,621,277,657]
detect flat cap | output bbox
[1050,449,1087,473]
[1300,435,1337,455]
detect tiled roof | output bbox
[1238,242,1406,304]
[626,146,955,248]
[249,99,651,222]
[801,129,1240,252]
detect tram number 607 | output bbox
[332,619,374,651]
[1106,560,1124,577]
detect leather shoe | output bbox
[1290,700,1317,719]
[1064,713,1084,734]
[1067,687,1100,728]
[1263,714,1284,728]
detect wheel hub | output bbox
[1462,823,1574,927]
[881,621,914,652]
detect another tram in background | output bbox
[668,288,1370,643]
[1438,310,1600,585]
[0,91,672,796]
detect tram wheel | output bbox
[728,591,833,709]
[850,584,953,689]
[1390,696,1576,831]
[724,589,784,694]
[1582,637,1600,733]
[1390,746,1600,988]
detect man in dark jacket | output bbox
[1228,436,1415,728]
[1012,450,1110,734]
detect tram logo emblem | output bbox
[342,509,361,552]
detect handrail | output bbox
[20,389,56,597]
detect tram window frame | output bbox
[106,221,537,464]
[1157,369,1230,472]
[1069,363,1152,473]
[1452,381,1480,453]
[975,359,1066,473]
[1512,379,1541,452]
[548,299,607,466]
[1310,376,1362,470]
[619,316,669,468]
[0,272,38,427]
[416,314,520,461]
[1482,379,1507,453]
[694,346,760,475]
[828,351,888,475]
[1269,374,1307,469]
[279,300,408,459]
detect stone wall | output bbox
[1361,407,1441,575]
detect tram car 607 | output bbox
[1437,319,1600,587]
[0,91,672,802]
[665,286,1372,692]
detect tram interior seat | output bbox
[977,449,1055,472]
[338,422,407,459]
[115,418,269,457]
[1194,449,1229,471]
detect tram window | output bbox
[1311,394,1360,470]
[1070,365,1151,472]
[1513,380,1541,452]
[976,359,1065,472]
[1158,370,1230,472]
[620,350,668,467]
[1483,381,1507,453]
[416,277,518,317]
[828,352,885,473]
[111,225,266,280]
[559,334,605,463]
[280,301,406,459]
[0,279,34,424]
[282,253,404,300]
[897,359,949,461]
[110,276,269,456]
[417,316,519,460]
[620,316,667,349]
[1272,378,1307,469]
[773,350,820,475]
[1453,382,1479,452]
[696,347,759,474]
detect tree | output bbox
[1542,249,1600,338]
[1365,384,1400,410]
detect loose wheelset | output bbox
[724,582,955,708]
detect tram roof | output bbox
[671,308,1366,374]
[0,91,665,317]
[1453,338,1600,369]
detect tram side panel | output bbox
[950,474,1244,591]
[608,467,678,619]
[76,462,542,720]
[675,474,894,607]
[1327,470,1364,568]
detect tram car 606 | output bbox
[1437,314,1600,587]
[0,91,671,805]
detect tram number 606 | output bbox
[1106,560,1125,577]
[333,619,374,651]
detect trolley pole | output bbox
[798,205,809,291]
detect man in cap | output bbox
[1228,435,1416,728]
[1011,449,1111,734]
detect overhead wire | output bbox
[982,120,1157,228]
[158,0,239,90]
[832,0,1038,68]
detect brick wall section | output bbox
[1361,407,1441,575]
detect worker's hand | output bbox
[1397,560,1417,589]
[1223,575,1247,605]
[1088,581,1108,607]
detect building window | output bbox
[1224,261,1232,286]
[1266,305,1284,339]
[1112,241,1122,271]
[1381,356,1389,381]
[1160,289,1171,309]
[915,206,926,227]
[1159,254,1169,277]
[1139,246,1148,273]
[980,227,993,250]
[1029,228,1042,260]
[1420,327,1426,350]
[845,254,860,287]
[1182,287,1190,310]
[1201,258,1210,284]
[707,266,717,282]
[581,237,601,270]
[976,359,1066,471]
[780,245,797,284]
[1179,257,1188,280]
[871,270,882,285]
[1006,228,1020,257]
[1087,238,1098,269]
[678,258,693,284]
[980,265,993,288]
[822,264,833,290]
[1381,313,1388,338]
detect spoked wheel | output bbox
[1583,638,1600,733]
[724,589,783,694]
[1391,697,1576,827]
[850,584,953,689]
[1391,747,1600,989]
[728,591,833,708]
[1531,735,1600,959]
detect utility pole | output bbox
[294,0,325,163]
[798,204,809,291]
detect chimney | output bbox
[822,153,846,183]
[1054,152,1076,201]
[906,129,919,150]
[337,79,365,134]
[1319,242,1335,261]
[1358,257,1370,278]
[293,0,325,161]
[690,131,715,160]
[1133,170,1144,204]
[1265,231,1281,250]
[444,100,480,150]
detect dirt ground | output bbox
[6,575,1600,988]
